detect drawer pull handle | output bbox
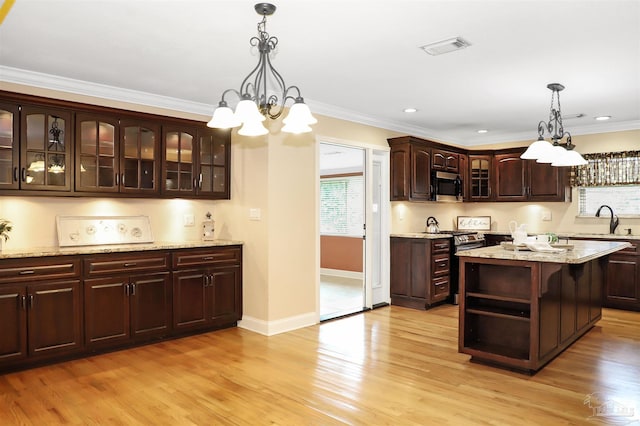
[124,263,137,267]
[203,256,214,261]
[19,270,35,275]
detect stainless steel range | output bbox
[442,230,487,304]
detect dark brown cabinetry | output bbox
[432,149,459,173]
[0,257,83,366]
[0,102,19,190]
[468,154,492,201]
[0,245,242,373]
[75,113,120,193]
[494,150,567,202]
[83,252,172,349]
[172,247,242,331]
[162,126,231,199]
[390,237,450,309]
[459,256,604,373]
[604,240,640,311]
[21,105,73,191]
[0,91,232,199]
[388,136,438,201]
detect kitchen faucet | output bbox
[595,205,619,234]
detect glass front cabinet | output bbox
[21,105,72,191]
[0,102,19,190]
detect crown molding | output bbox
[0,66,213,116]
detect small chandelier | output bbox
[207,3,317,136]
[520,83,587,167]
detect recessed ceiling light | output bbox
[477,129,488,134]
[403,108,417,113]
[420,37,472,56]
[595,115,611,121]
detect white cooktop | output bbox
[56,216,153,247]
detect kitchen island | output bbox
[456,240,629,373]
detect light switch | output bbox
[541,210,552,221]
[183,214,195,227]
[249,208,261,221]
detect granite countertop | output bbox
[483,230,640,241]
[0,239,243,260]
[456,240,630,264]
[390,232,454,239]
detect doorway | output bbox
[318,141,390,321]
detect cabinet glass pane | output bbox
[47,153,66,186]
[99,157,115,187]
[0,149,12,184]
[124,158,138,188]
[81,121,97,154]
[140,160,154,189]
[213,166,225,191]
[80,156,97,187]
[0,109,13,149]
[48,115,66,153]
[180,162,192,190]
[124,127,139,158]
[166,162,178,190]
[26,114,45,150]
[181,133,193,163]
[213,139,225,166]
[166,132,179,162]
[25,151,45,185]
[0,110,13,185]
[200,165,212,192]
[99,123,115,156]
[200,136,212,164]
[140,129,155,160]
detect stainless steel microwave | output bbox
[432,170,463,202]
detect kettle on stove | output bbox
[425,216,440,233]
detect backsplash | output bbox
[0,196,226,250]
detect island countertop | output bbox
[456,239,630,264]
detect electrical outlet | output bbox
[541,210,552,221]
[249,208,261,221]
[183,214,195,227]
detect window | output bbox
[578,186,640,217]
[320,175,363,236]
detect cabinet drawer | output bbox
[0,257,81,283]
[431,239,451,253]
[433,279,449,296]
[432,255,450,276]
[84,252,170,276]
[173,246,242,269]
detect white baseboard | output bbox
[320,268,364,280]
[238,311,318,336]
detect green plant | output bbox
[0,219,12,242]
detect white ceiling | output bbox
[1,0,639,147]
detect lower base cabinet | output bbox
[173,247,242,332]
[0,245,242,373]
[604,242,640,311]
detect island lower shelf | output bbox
[458,256,606,373]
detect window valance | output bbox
[572,150,640,187]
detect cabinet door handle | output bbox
[121,173,125,187]
[124,283,130,296]
[198,173,203,189]
[29,294,34,309]
[13,167,18,182]
[203,275,209,287]
[130,283,136,296]
[115,173,119,186]
[20,295,26,310]
[203,256,214,261]
[124,263,137,267]
[21,167,27,182]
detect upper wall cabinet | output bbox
[0,102,19,190]
[75,113,119,193]
[468,154,492,201]
[388,137,433,201]
[432,149,459,173]
[0,92,232,199]
[494,150,568,202]
[162,126,230,199]
[21,105,73,192]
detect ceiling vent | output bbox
[420,37,472,56]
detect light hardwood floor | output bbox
[1,305,639,425]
